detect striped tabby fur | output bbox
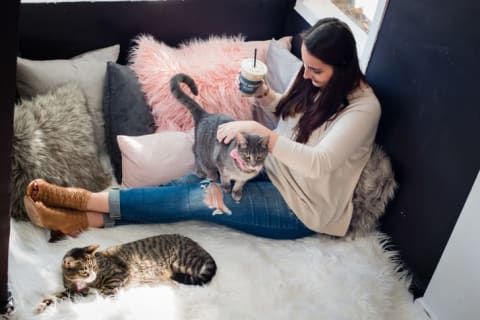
[36,234,216,314]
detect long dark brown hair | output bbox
[275,18,366,143]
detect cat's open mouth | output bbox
[74,281,88,292]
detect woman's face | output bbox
[301,43,334,88]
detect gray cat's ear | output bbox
[236,133,247,147]
[85,244,100,254]
[260,135,270,148]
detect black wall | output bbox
[18,0,295,64]
[366,0,480,296]
[0,0,19,313]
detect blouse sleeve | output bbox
[270,103,381,177]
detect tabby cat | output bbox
[36,234,216,314]
[170,73,269,201]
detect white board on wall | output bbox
[416,171,480,320]
[294,0,388,72]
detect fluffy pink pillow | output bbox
[117,131,195,188]
[129,35,291,132]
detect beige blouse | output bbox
[263,86,381,236]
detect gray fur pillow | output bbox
[346,145,398,239]
[16,44,120,152]
[11,83,112,221]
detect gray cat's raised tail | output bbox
[170,73,206,123]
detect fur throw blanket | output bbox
[8,220,425,320]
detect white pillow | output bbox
[117,131,195,188]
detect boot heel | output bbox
[24,196,45,228]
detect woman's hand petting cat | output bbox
[217,120,278,151]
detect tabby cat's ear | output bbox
[85,244,100,254]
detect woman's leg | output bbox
[86,192,109,213]
[26,179,111,228]
[25,176,207,231]
[108,174,315,240]
[26,173,315,239]
[85,192,109,227]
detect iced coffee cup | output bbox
[239,58,268,97]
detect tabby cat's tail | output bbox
[169,73,205,123]
[171,256,217,286]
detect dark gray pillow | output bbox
[11,83,113,221]
[103,62,156,183]
[253,39,303,129]
[265,39,303,93]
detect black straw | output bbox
[254,48,257,68]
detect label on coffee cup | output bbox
[239,58,268,96]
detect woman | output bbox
[24,17,380,239]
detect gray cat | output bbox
[170,73,269,201]
[35,234,216,314]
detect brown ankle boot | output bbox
[26,179,91,211]
[24,196,88,236]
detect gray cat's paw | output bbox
[231,190,242,202]
[221,184,231,193]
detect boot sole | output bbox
[23,196,45,228]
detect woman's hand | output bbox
[253,80,269,97]
[217,120,278,151]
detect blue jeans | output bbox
[107,173,315,239]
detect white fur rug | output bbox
[8,220,425,320]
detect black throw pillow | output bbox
[103,62,156,183]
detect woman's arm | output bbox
[217,120,279,152]
[218,103,380,177]
[253,82,279,109]
[254,68,298,112]
[272,108,380,177]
